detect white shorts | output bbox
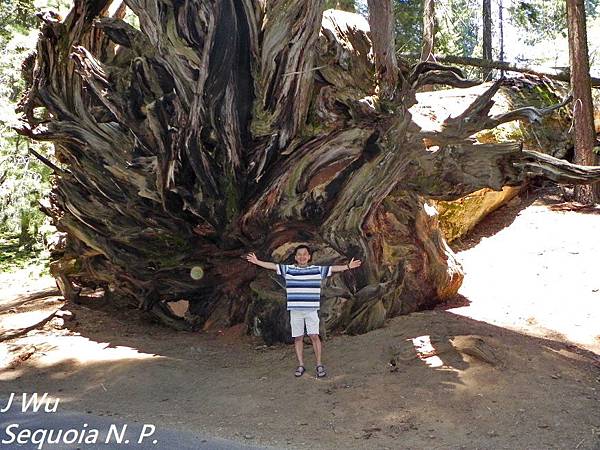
[289,310,320,337]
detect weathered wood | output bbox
[418,79,572,144]
[16,5,600,342]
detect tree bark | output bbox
[567,0,599,204]
[421,0,435,62]
[367,0,399,101]
[498,0,504,76]
[482,0,492,81]
[17,4,600,343]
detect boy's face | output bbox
[294,248,311,266]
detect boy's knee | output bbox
[294,336,304,342]
[308,334,320,341]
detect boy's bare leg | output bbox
[309,334,322,366]
[294,336,304,366]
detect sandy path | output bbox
[451,196,600,354]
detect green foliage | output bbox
[502,0,600,72]
[509,0,600,44]
[0,140,54,245]
[0,0,61,253]
[0,0,70,47]
[325,0,356,12]
[0,0,36,46]
[391,0,480,58]
[0,232,50,274]
[393,0,423,55]
[436,0,480,57]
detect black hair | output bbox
[293,244,311,255]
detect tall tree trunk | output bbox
[567,0,599,204]
[498,0,504,77]
[421,0,435,62]
[17,2,600,343]
[482,0,492,81]
[367,0,399,101]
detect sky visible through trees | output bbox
[352,0,600,74]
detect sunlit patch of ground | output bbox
[0,330,163,382]
[0,270,163,381]
[451,200,600,354]
[0,261,54,303]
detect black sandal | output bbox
[294,365,305,377]
[316,364,327,378]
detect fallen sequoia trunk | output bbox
[413,78,597,243]
[17,3,600,343]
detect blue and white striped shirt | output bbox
[277,264,332,311]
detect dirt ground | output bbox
[1,188,599,450]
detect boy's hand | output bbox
[348,258,362,269]
[245,252,259,265]
[244,253,278,271]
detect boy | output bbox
[245,245,361,378]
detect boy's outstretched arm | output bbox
[245,252,278,271]
[331,257,362,273]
